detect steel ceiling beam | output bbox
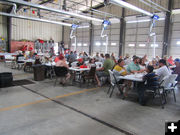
[1,0,103,22]
[0,12,72,26]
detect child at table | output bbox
[137,65,159,106]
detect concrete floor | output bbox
[0,63,180,135]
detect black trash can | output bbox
[0,72,13,88]
[33,65,45,81]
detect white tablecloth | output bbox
[69,67,90,72]
[22,59,35,63]
[117,74,144,82]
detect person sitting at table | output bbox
[96,54,115,86]
[28,51,35,59]
[94,52,100,62]
[124,53,131,65]
[34,55,41,65]
[56,54,70,84]
[156,59,171,82]
[113,59,131,97]
[99,53,105,64]
[139,58,146,70]
[172,58,180,84]
[127,56,145,74]
[137,65,159,105]
[167,56,174,66]
[77,58,84,67]
[88,58,96,68]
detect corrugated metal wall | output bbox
[169,14,180,58]
[11,18,62,42]
[0,15,7,39]
[125,20,165,59]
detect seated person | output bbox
[54,55,61,63]
[56,54,70,84]
[113,59,131,97]
[16,51,24,63]
[34,55,41,65]
[156,59,171,82]
[172,58,180,84]
[139,58,146,70]
[167,56,174,66]
[137,65,159,105]
[77,58,84,67]
[96,54,115,86]
[88,58,96,68]
[127,56,145,73]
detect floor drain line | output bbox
[21,86,136,135]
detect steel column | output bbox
[119,7,125,57]
[7,17,12,52]
[89,0,94,55]
[162,0,173,57]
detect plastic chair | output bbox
[17,56,25,70]
[161,74,178,102]
[81,66,96,86]
[107,70,124,98]
[95,62,103,68]
[4,55,14,66]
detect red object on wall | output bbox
[11,41,34,53]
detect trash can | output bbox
[0,72,13,88]
[33,65,45,81]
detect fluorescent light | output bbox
[126,18,165,23]
[110,0,153,17]
[83,43,88,46]
[103,42,107,46]
[111,43,117,46]
[151,44,158,47]
[139,44,146,47]
[78,25,89,29]
[172,9,180,15]
[77,43,82,46]
[72,43,75,46]
[128,44,135,47]
[177,41,180,45]
[95,42,101,46]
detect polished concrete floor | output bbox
[0,63,180,135]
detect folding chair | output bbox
[54,66,68,86]
[107,70,124,98]
[161,74,178,103]
[81,66,96,86]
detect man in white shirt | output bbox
[156,59,171,82]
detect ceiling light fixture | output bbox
[109,0,153,17]
[126,18,165,23]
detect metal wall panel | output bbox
[11,18,62,42]
[124,19,164,59]
[0,15,7,39]
[169,14,180,58]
